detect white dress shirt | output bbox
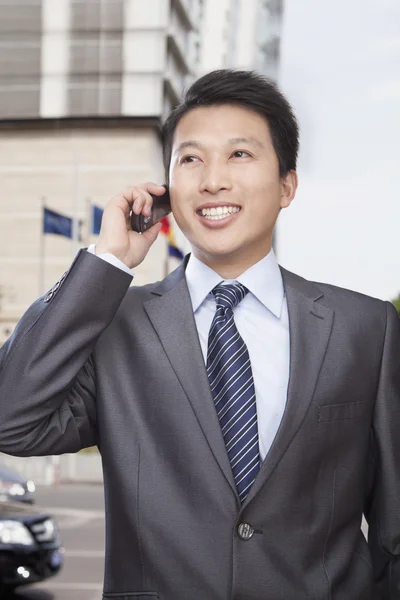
[185,252,290,461]
[87,245,290,461]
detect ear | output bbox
[280,170,298,209]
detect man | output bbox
[0,70,399,599]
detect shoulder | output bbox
[280,266,391,319]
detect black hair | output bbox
[162,69,299,181]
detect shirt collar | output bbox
[185,250,284,319]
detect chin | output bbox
[195,242,242,262]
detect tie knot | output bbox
[212,281,248,311]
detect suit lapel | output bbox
[144,260,238,499]
[243,267,334,506]
[144,260,334,507]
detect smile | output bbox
[197,206,241,221]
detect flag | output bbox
[43,208,74,239]
[91,204,103,235]
[160,216,184,260]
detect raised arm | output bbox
[0,251,132,456]
[0,183,164,456]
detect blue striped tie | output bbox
[207,282,261,502]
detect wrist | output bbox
[94,244,129,266]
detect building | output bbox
[198,0,283,80]
[0,0,201,344]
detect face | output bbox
[169,104,298,277]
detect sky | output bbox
[277,0,400,300]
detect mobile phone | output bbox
[130,184,171,233]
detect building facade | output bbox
[198,0,283,81]
[0,0,201,344]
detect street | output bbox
[11,484,105,600]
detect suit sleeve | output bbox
[364,301,400,599]
[0,250,132,457]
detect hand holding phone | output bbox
[95,182,167,270]
[130,185,171,233]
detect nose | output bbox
[199,161,232,195]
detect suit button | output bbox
[237,523,254,540]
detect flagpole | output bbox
[164,250,169,278]
[71,158,80,258]
[85,197,92,247]
[39,197,46,296]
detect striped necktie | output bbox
[206,282,260,502]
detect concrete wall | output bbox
[0,124,171,343]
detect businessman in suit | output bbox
[0,69,399,600]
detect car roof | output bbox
[0,464,27,484]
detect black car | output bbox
[0,466,36,504]
[0,500,63,594]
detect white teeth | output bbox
[200,206,240,220]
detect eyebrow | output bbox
[173,140,203,155]
[173,136,264,155]
[228,137,264,148]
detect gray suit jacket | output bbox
[0,250,399,600]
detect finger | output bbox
[142,191,155,217]
[131,190,148,215]
[121,187,144,210]
[143,182,167,197]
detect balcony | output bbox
[171,0,196,31]
[263,0,283,17]
[164,48,186,103]
[167,5,192,75]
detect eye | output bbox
[181,155,199,164]
[231,150,251,159]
